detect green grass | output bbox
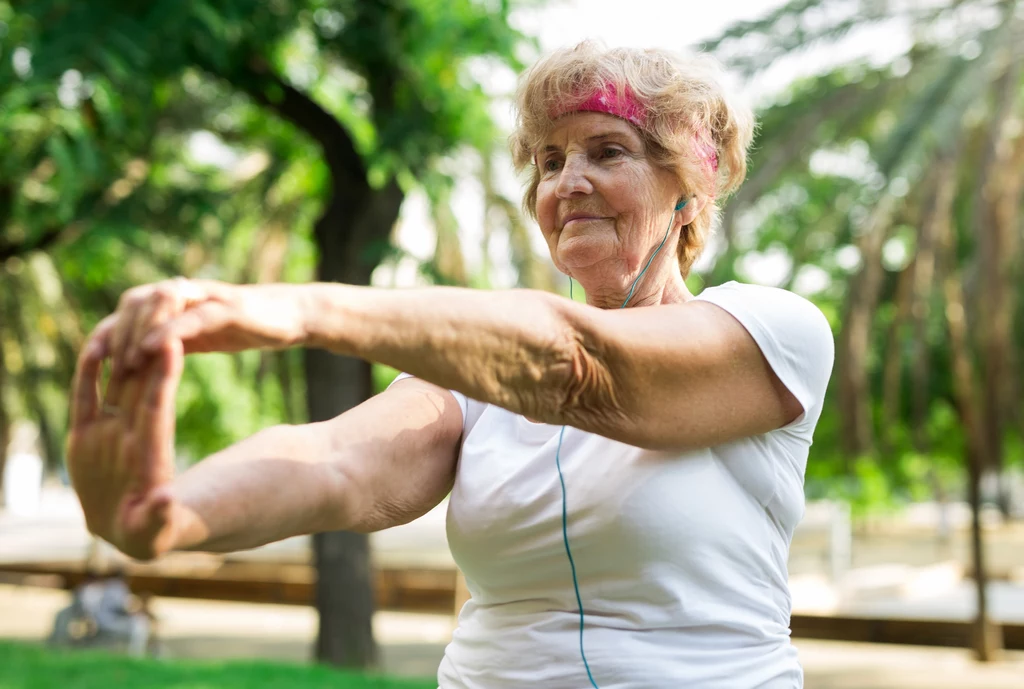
[0,641,436,689]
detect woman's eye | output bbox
[543,158,562,172]
[600,147,622,159]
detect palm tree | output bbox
[702,0,1024,660]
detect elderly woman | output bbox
[69,43,833,688]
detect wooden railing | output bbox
[1,560,1021,651]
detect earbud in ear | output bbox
[674,199,688,211]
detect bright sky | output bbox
[515,0,776,56]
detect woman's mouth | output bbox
[562,216,606,228]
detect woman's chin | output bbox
[556,237,615,272]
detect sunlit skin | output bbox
[66,113,800,562]
[534,112,706,309]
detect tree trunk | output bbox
[940,177,1001,660]
[910,156,956,453]
[988,120,1024,517]
[912,155,958,538]
[224,53,409,669]
[306,179,404,669]
[880,263,913,454]
[836,194,898,460]
[995,131,1024,458]
[944,268,1002,660]
[969,48,1021,515]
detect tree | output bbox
[8,0,532,668]
[702,0,1024,659]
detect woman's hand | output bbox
[103,278,308,376]
[66,330,185,561]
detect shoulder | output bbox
[697,280,827,317]
[694,281,835,427]
[695,281,833,352]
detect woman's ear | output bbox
[676,195,706,226]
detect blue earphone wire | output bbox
[557,199,686,688]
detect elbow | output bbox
[540,301,628,429]
[319,460,362,532]
[308,424,363,533]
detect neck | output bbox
[578,265,693,309]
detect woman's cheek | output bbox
[535,183,559,237]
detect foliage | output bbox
[701,0,1024,509]
[0,3,533,663]
[0,0,534,467]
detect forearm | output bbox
[168,424,347,554]
[302,285,585,422]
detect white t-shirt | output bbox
[388,282,834,689]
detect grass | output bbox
[0,641,436,689]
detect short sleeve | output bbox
[385,372,487,438]
[696,282,835,432]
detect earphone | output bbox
[557,198,688,688]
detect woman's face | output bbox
[534,111,684,304]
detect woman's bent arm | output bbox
[170,377,462,554]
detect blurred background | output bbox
[1,0,1023,687]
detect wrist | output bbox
[162,496,208,555]
[248,282,320,351]
[295,282,323,350]
[285,282,318,349]
[297,283,358,354]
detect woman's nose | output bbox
[555,155,594,198]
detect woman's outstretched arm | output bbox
[100,277,813,455]
[68,324,462,560]
[171,377,462,553]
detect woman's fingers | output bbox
[137,338,184,485]
[71,314,119,429]
[140,301,230,354]
[70,343,103,430]
[111,286,153,376]
[125,293,169,373]
[122,358,151,434]
[103,359,128,413]
[126,279,201,370]
[114,278,213,371]
[82,314,119,366]
[114,373,146,480]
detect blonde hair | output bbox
[510,41,756,277]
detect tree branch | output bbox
[224,55,369,198]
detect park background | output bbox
[2,0,1024,687]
